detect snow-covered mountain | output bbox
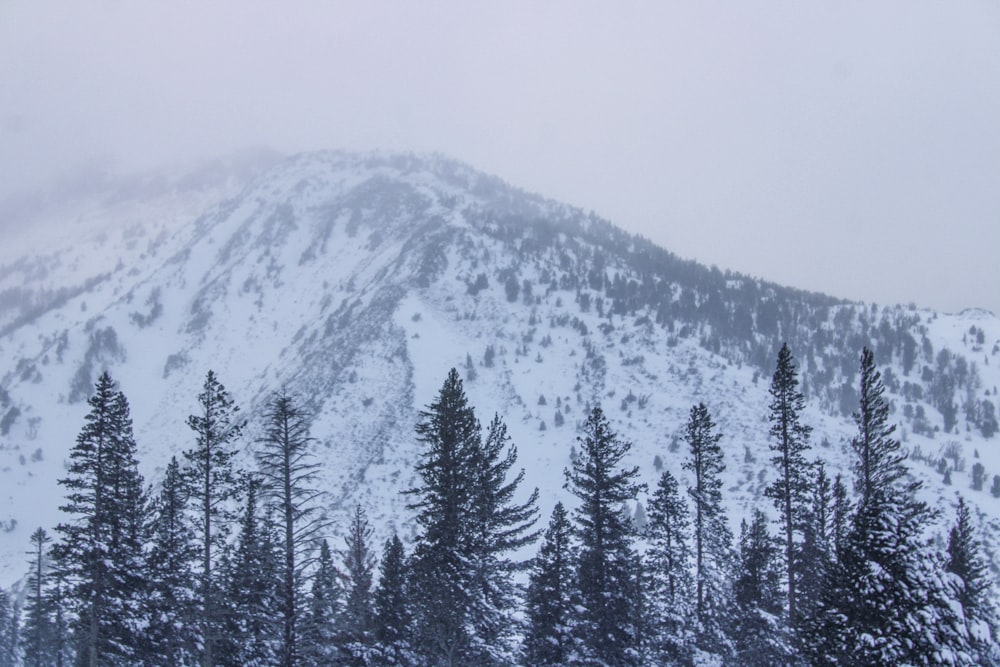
[1,150,998,586]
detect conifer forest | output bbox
[0,345,996,667]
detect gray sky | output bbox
[2,1,999,314]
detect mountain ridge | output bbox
[0,149,997,587]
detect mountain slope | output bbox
[1,150,998,585]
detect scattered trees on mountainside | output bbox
[6,349,1000,666]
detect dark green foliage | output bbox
[523,503,576,667]
[565,406,642,666]
[219,477,279,667]
[645,471,694,664]
[972,462,987,492]
[851,348,907,504]
[256,391,322,667]
[763,343,812,625]
[732,510,789,666]
[21,528,54,667]
[338,505,377,665]
[948,496,998,659]
[373,534,411,666]
[681,402,733,656]
[300,540,341,666]
[183,369,243,667]
[53,371,148,666]
[146,456,199,667]
[0,587,18,667]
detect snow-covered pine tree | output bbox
[219,476,280,667]
[523,502,576,667]
[732,510,791,666]
[681,402,733,660]
[21,528,54,667]
[763,343,812,627]
[146,456,200,667]
[947,496,1000,663]
[338,504,377,666]
[406,368,481,664]
[183,370,243,667]
[52,371,147,665]
[565,406,642,666]
[406,369,538,666]
[0,587,18,667]
[373,534,412,667]
[300,539,341,667]
[795,463,834,661]
[467,415,540,664]
[836,348,973,665]
[645,470,695,665]
[256,391,323,667]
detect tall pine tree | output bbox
[681,402,733,659]
[53,371,147,666]
[763,343,812,626]
[300,539,341,667]
[565,406,642,666]
[373,534,411,667]
[523,502,575,667]
[732,510,790,666]
[21,528,54,667]
[256,391,323,667]
[645,470,695,664]
[338,504,377,666]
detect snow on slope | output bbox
[1,150,998,588]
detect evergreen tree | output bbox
[300,539,341,667]
[565,406,642,666]
[851,348,907,504]
[0,588,18,667]
[523,503,576,667]
[21,528,54,667]
[338,504,377,666]
[833,347,971,665]
[373,534,412,667]
[406,369,481,664]
[796,463,834,658]
[947,496,999,662]
[183,370,243,667]
[257,391,323,667]
[146,456,199,667]
[406,369,538,666]
[219,477,279,667]
[763,343,812,626]
[467,415,540,664]
[732,510,790,667]
[52,371,147,666]
[681,402,733,658]
[645,471,695,665]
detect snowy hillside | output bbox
[1,150,998,587]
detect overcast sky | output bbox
[2,2,999,315]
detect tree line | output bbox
[0,346,997,666]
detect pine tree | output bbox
[183,370,243,667]
[52,371,147,666]
[373,534,412,667]
[300,539,341,667]
[523,503,575,667]
[851,348,907,504]
[146,456,199,667]
[406,368,481,664]
[645,471,695,664]
[406,369,538,666]
[763,343,812,626]
[0,588,18,667]
[732,510,790,667]
[21,528,54,667]
[256,391,323,667]
[947,496,999,662]
[796,462,834,658]
[338,504,377,666]
[565,406,642,666]
[466,415,540,664]
[219,477,279,667]
[681,402,733,658]
[834,347,970,665]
